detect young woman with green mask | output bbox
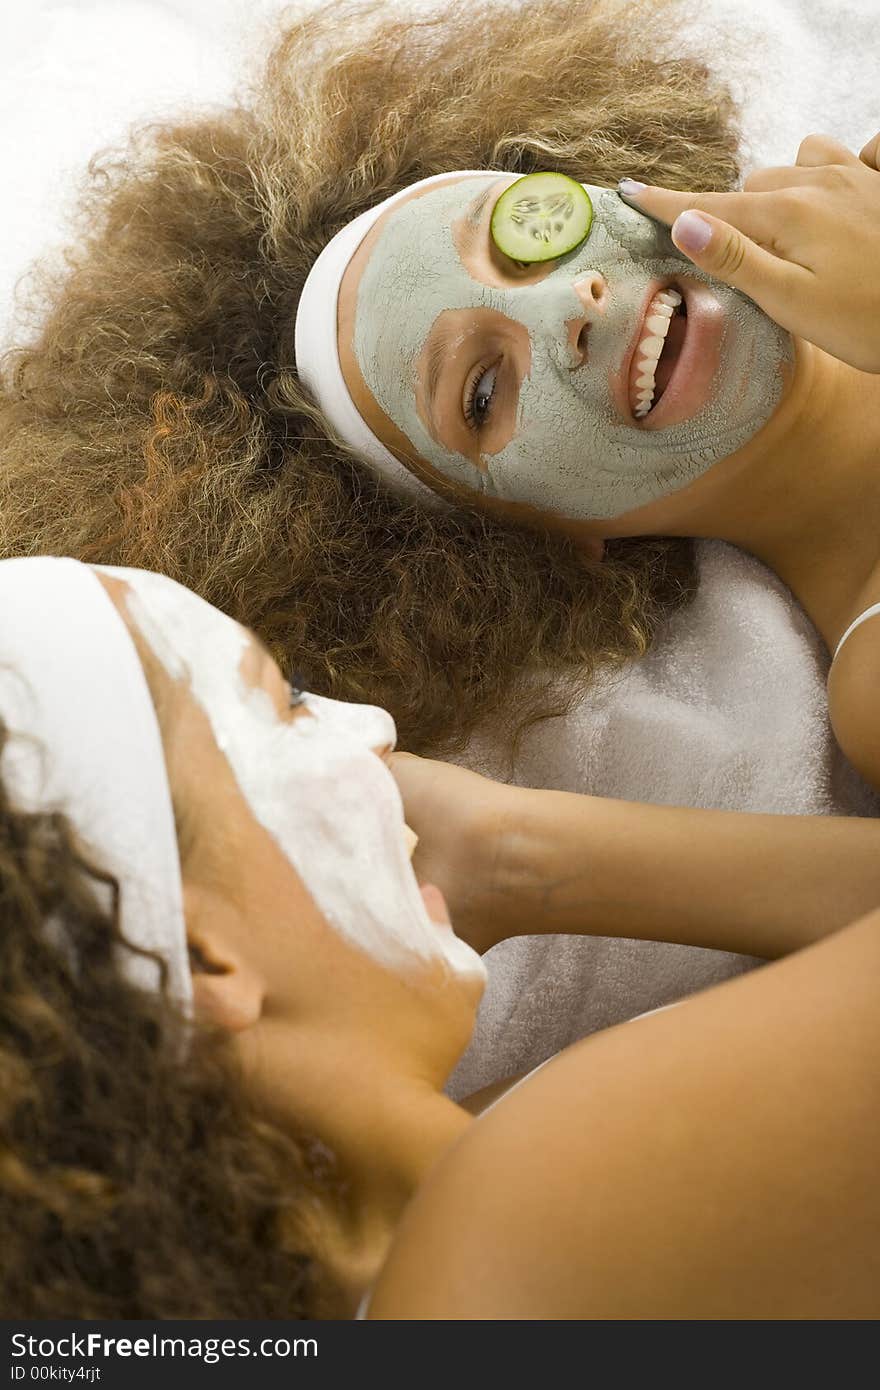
[350,132,880,1021]
[326,139,880,794]
[3,0,874,783]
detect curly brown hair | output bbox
[0,0,741,754]
[0,716,333,1318]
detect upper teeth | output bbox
[633,288,682,418]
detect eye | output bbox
[463,361,499,432]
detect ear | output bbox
[575,534,605,563]
[184,883,265,1033]
[554,517,606,562]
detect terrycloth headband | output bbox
[0,557,191,1011]
[294,169,501,507]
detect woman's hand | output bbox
[393,752,880,960]
[618,132,880,372]
[391,752,517,956]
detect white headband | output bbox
[0,557,190,1011]
[294,169,501,507]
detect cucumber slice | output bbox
[490,172,593,264]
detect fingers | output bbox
[661,207,809,324]
[744,166,800,192]
[617,181,783,246]
[744,133,865,193]
[623,133,869,220]
[795,132,862,168]
[860,131,880,170]
[617,181,737,227]
[743,162,869,197]
[743,164,826,192]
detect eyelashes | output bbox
[463,360,500,432]
[288,672,308,709]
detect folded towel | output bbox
[450,542,879,1096]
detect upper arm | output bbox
[367,911,880,1319]
[828,621,880,792]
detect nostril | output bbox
[577,323,590,357]
[588,274,607,306]
[573,272,608,315]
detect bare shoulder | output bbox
[366,1005,739,1319]
[366,916,880,1319]
[827,601,880,793]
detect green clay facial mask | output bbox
[351,175,794,520]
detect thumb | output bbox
[669,208,798,309]
[671,208,750,279]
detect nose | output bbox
[366,707,397,758]
[566,272,608,370]
[573,272,608,314]
[307,693,397,758]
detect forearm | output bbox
[494,790,880,958]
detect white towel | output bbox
[449,542,879,1097]
[0,0,284,345]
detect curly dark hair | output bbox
[0,716,334,1319]
[0,0,742,753]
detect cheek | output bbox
[246,746,386,856]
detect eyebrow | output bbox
[463,185,494,236]
[451,185,495,270]
[423,187,495,423]
[424,320,458,433]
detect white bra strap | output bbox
[832,601,880,663]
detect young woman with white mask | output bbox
[0,555,483,1318]
[1,555,878,1319]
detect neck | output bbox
[256,1037,472,1315]
[720,345,880,645]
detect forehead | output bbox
[340,172,507,317]
[369,171,503,247]
[344,174,522,416]
[340,174,657,351]
[94,566,251,676]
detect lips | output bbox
[613,276,726,429]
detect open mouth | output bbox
[614,275,725,431]
[628,287,688,419]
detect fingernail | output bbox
[617,178,647,201]
[671,209,712,254]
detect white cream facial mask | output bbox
[352,176,794,519]
[97,567,486,982]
